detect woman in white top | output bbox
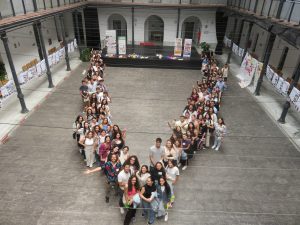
[119,146,130,165]
[136,165,151,187]
[79,131,96,167]
[163,140,177,167]
[173,140,182,167]
[212,118,227,151]
[221,63,229,81]
[165,160,179,203]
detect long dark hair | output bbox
[128,175,140,192]
[159,176,171,197]
[124,155,140,171]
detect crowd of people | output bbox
[73,51,227,225]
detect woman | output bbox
[136,165,151,187]
[111,132,125,150]
[212,118,227,151]
[166,160,179,204]
[119,146,130,165]
[98,135,111,166]
[156,177,172,221]
[204,113,214,148]
[181,133,191,170]
[163,140,177,167]
[123,175,140,225]
[79,131,96,168]
[173,140,182,166]
[100,118,111,133]
[84,107,94,124]
[123,155,140,175]
[150,162,166,186]
[139,177,157,225]
[74,115,84,144]
[190,87,199,102]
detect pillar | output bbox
[1,32,29,113]
[254,32,276,96]
[35,22,54,88]
[226,17,238,64]
[241,22,253,61]
[59,14,71,71]
[74,11,81,51]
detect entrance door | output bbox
[113,20,122,37]
[184,22,194,39]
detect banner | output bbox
[289,87,300,112]
[183,39,192,58]
[253,61,263,91]
[174,38,183,56]
[237,52,258,88]
[105,30,117,55]
[238,47,244,57]
[118,36,126,55]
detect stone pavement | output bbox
[0,64,299,225]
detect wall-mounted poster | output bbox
[105,30,117,55]
[183,39,192,58]
[118,36,126,55]
[237,52,258,88]
[174,38,183,56]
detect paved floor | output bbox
[0,63,299,225]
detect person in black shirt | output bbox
[139,177,157,225]
[150,162,166,186]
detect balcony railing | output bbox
[87,0,227,5]
[228,0,300,25]
[0,0,85,20]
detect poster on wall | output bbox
[183,39,192,58]
[237,52,258,88]
[289,87,300,112]
[118,36,126,55]
[174,38,183,57]
[105,30,117,55]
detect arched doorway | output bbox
[107,14,127,40]
[181,16,201,44]
[144,15,164,44]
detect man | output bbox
[79,79,89,109]
[214,76,226,92]
[118,164,131,214]
[85,154,122,203]
[149,137,164,172]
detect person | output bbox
[119,146,130,165]
[79,79,89,109]
[98,135,111,167]
[221,63,229,82]
[150,162,166,186]
[123,155,140,174]
[85,154,122,203]
[118,164,132,214]
[139,177,157,225]
[149,138,164,172]
[214,76,226,92]
[212,118,227,151]
[78,131,96,168]
[181,133,191,170]
[165,160,179,204]
[123,175,140,225]
[136,165,151,187]
[156,177,172,221]
[163,140,177,167]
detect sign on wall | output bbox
[118,36,126,55]
[174,38,183,56]
[105,30,117,55]
[183,39,192,58]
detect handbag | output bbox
[72,132,76,140]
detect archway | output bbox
[107,14,127,40]
[144,15,164,44]
[181,16,201,44]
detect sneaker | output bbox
[182,165,187,170]
[177,163,181,167]
[215,147,219,151]
[212,145,216,149]
[147,222,154,225]
[164,212,168,221]
[120,207,125,214]
[105,196,109,203]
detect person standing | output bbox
[118,164,131,214]
[140,177,157,225]
[212,118,227,151]
[149,138,164,172]
[79,131,96,168]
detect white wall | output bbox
[97,7,217,46]
[0,12,74,80]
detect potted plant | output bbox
[0,62,8,86]
[200,42,211,56]
[80,48,91,62]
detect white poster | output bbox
[36,62,42,76]
[105,30,117,55]
[271,73,279,86]
[118,36,126,55]
[18,71,27,84]
[238,47,244,57]
[174,38,183,56]
[238,52,258,88]
[27,66,36,80]
[276,77,284,92]
[48,54,53,67]
[55,51,60,63]
[183,39,192,58]
[281,81,290,96]
[40,59,46,72]
[266,65,274,81]
[289,87,300,112]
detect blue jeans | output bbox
[142,200,155,224]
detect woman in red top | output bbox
[123,175,140,225]
[99,135,111,166]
